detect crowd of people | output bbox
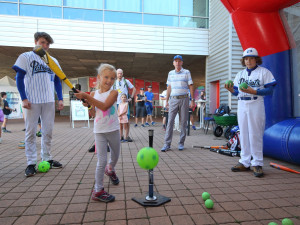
[3,30,274,205]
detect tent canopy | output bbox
[0,76,18,92]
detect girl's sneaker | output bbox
[92,189,115,202]
[105,166,120,185]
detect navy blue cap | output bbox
[173,55,183,61]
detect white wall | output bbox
[206,0,243,114]
[0,15,209,56]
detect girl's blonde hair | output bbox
[96,63,117,89]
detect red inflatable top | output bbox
[221,0,300,56]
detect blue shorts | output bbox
[145,104,153,115]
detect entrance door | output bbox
[209,81,220,114]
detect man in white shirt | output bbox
[112,69,136,142]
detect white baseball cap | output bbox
[243,48,259,58]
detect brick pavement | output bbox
[0,116,300,225]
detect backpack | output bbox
[215,104,230,116]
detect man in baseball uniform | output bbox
[225,47,276,177]
[13,32,64,177]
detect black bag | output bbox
[215,104,230,116]
[2,100,11,115]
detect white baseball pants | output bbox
[24,102,55,165]
[238,99,265,167]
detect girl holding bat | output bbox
[74,64,120,203]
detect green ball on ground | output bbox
[282,218,294,225]
[225,80,234,87]
[136,147,159,170]
[38,161,50,173]
[205,199,214,209]
[202,192,210,201]
[268,222,278,225]
[239,82,248,90]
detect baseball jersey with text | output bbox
[234,66,276,100]
[167,68,193,96]
[12,51,61,104]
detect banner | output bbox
[5,92,23,119]
[71,100,89,121]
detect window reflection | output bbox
[63,0,103,9]
[180,17,208,28]
[105,0,141,12]
[64,8,102,21]
[105,11,142,24]
[180,0,208,17]
[144,14,178,27]
[144,0,178,15]
[20,0,61,6]
[20,4,61,19]
[0,2,18,15]
[0,0,209,28]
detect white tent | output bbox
[0,76,23,119]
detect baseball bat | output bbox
[193,145,228,149]
[33,46,87,103]
[270,162,300,174]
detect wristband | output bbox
[88,106,92,110]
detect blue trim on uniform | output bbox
[12,65,27,74]
[54,76,63,101]
[264,80,277,87]
[16,70,27,100]
[256,85,274,96]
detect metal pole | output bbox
[146,129,156,200]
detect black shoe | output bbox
[126,136,133,142]
[88,145,95,153]
[107,145,110,152]
[25,165,36,177]
[48,160,62,169]
[253,166,264,177]
[22,128,26,131]
[2,128,11,133]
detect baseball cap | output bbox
[243,48,259,58]
[173,55,183,61]
[148,85,152,88]
[140,88,144,90]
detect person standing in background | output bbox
[161,55,194,152]
[112,69,136,142]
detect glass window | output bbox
[144,0,178,15]
[180,0,209,17]
[180,16,208,28]
[144,14,178,27]
[64,8,102,21]
[105,0,141,12]
[20,0,61,6]
[105,11,142,24]
[0,2,18,15]
[20,4,61,19]
[63,0,103,9]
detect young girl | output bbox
[118,94,129,142]
[74,64,120,203]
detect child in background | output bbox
[118,94,129,142]
[74,63,120,203]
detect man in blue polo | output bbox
[161,55,194,151]
[144,85,156,126]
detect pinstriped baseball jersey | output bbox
[234,66,276,100]
[167,68,193,96]
[13,51,61,104]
